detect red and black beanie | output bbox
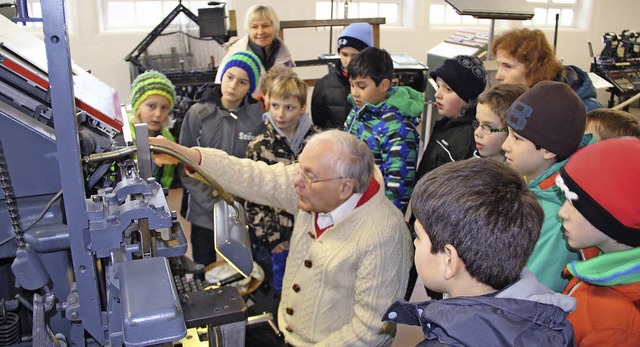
[558,137,640,247]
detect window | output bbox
[100,0,209,31]
[429,0,580,27]
[10,0,54,28]
[429,1,491,26]
[316,1,401,26]
[524,0,577,27]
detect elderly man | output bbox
[150,129,412,346]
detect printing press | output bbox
[0,1,263,345]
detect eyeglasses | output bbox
[297,168,346,187]
[472,120,508,135]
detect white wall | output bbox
[63,0,640,102]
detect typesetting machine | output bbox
[591,29,640,107]
[0,1,260,346]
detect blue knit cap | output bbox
[337,23,373,52]
[220,51,263,95]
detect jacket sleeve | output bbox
[450,132,476,163]
[197,147,300,215]
[311,81,326,128]
[179,107,216,212]
[378,120,419,213]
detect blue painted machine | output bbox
[0,1,257,345]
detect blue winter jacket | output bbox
[558,65,603,112]
[383,269,576,346]
[344,86,423,212]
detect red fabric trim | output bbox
[561,269,580,294]
[580,247,600,260]
[538,172,559,190]
[314,214,331,238]
[356,178,379,208]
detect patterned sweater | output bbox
[196,147,413,346]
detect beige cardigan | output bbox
[197,147,413,346]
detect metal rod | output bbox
[553,13,559,54]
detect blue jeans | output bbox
[271,251,288,292]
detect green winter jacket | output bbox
[526,134,595,292]
[129,123,176,189]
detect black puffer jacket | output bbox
[416,103,477,180]
[311,63,352,129]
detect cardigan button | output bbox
[286,307,294,315]
[292,284,301,292]
[285,326,293,333]
[304,260,312,268]
[307,231,316,239]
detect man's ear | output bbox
[443,244,462,280]
[338,178,355,199]
[542,149,558,161]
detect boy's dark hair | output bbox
[586,108,640,140]
[478,84,528,125]
[411,159,543,290]
[347,47,394,85]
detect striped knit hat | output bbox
[220,51,263,95]
[130,70,176,114]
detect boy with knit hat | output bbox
[344,47,423,213]
[179,50,265,269]
[130,70,204,274]
[416,55,488,179]
[556,137,640,346]
[311,22,373,129]
[501,80,594,292]
[129,70,177,188]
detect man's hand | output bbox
[149,136,201,166]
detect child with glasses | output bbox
[245,73,321,293]
[473,84,528,162]
[417,55,488,180]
